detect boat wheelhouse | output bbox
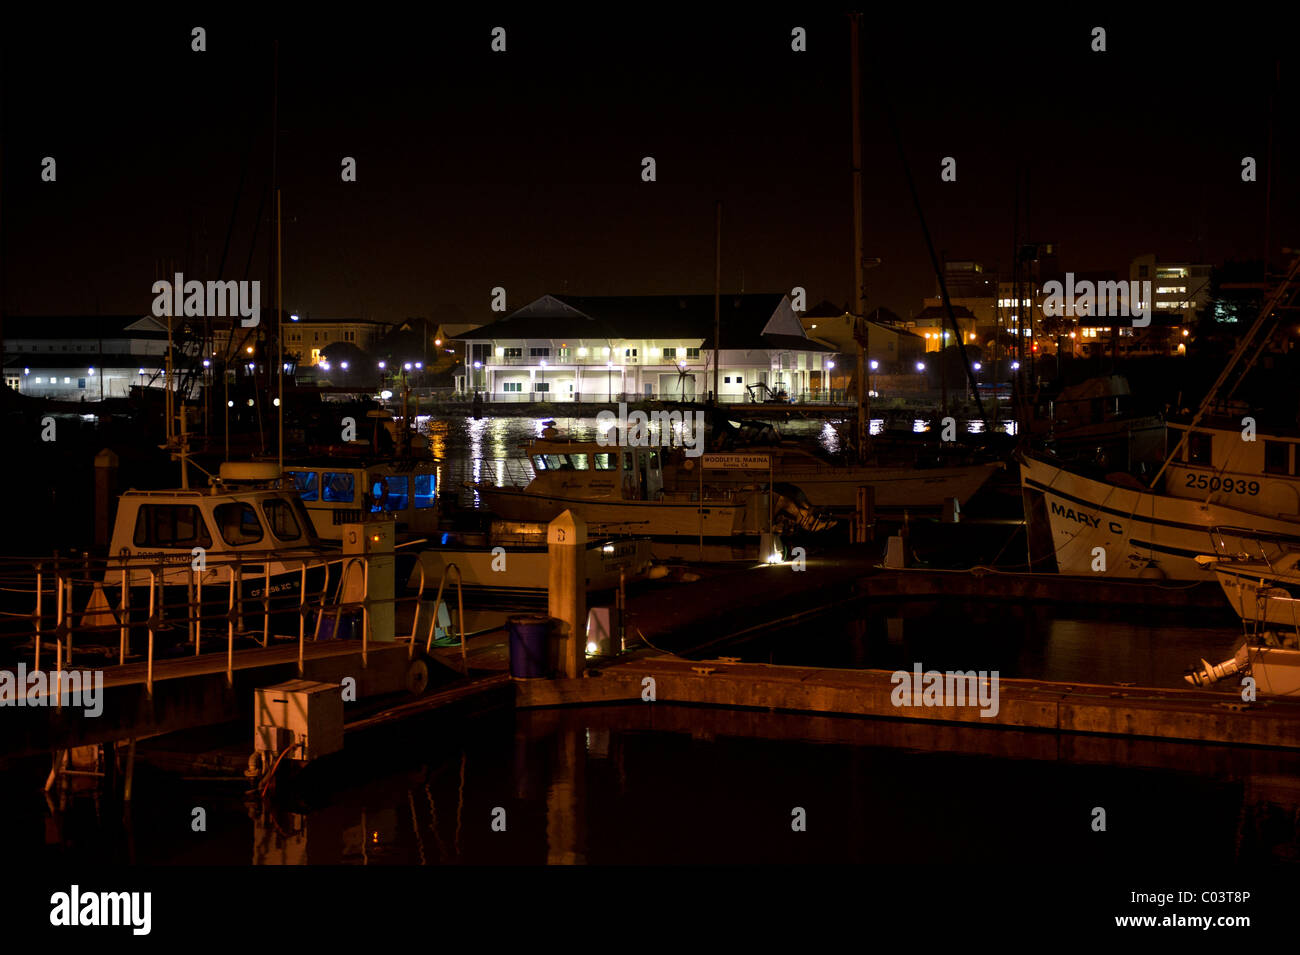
[283,457,439,542]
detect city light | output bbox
[378,361,386,369]
[973,362,982,371]
[915,361,925,372]
[870,360,879,370]
[341,361,349,370]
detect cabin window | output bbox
[214,503,264,546]
[261,499,302,542]
[322,472,355,503]
[593,453,616,470]
[567,453,588,469]
[287,470,318,501]
[379,476,409,512]
[532,455,548,470]
[414,473,436,508]
[544,454,572,470]
[1265,441,1291,475]
[1188,432,1213,466]
[132,505,213,549]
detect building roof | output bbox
[913,305,977,322]
[4,315,168,340]
[458,293,833,351]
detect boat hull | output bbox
[1020,452,1300,580]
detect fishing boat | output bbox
[282,455,439,542]
[468,433,828,560]
[1021,258,1300,580]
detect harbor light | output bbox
[473,361,482,369]
[973,362,982,371]
[1011,361,1020,370]
[228,400,234,407]
[539,360,547,367]
[290,314,299,322]
[586,641,598,656]
[766,550,783,564]
[915,361,926,372]
[23,367,29,375]
[341,361,349,370]
[246,346,254,354]
[88,367,94,376]
[273,398,280,407]
[381,390,393,399]
[870,360,879,370]
[320,361,331,372]
[202,359,210,368]
[826,360,835,370]
[246,398,254,407]
[415,361,422,369]
[435,338,442,346]
[378,361,387,369]
[404,362,412,370]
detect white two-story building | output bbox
[456,293,835,402]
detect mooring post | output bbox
[547,510,587,679]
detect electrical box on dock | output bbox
[254,680,344,763]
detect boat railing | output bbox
[425,563,467,674]
[0,548,435,698]
[1208,526,1297,570]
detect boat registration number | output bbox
[1184,473,1259,496]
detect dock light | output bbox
[973,362,982,371]
[88,367,95,376]
[586,641,598,656]
[202,359,210,368]
[870,360,879,370]
[602,543,615,554]
[473,360,482,369]
[23,367,29,375]
[1183,329,1190,337]
[539,360,547,367]
[246,346,254,354]
[247,398,254,407]
[415,361,422,369]
[378,361,387,369]
[435,338,442,346]
[290,314,300,322]
[677,360,685,369]
[273,397,281,407]
[826,360,835,370]
[915,361,926,372]
[341,361,349,370]
[247,362,255,371]
[404,362,412,370]
[766,550,783,564]
[320,361,331,372]
[1011,361,1020,370]
[228,400,234,407]
[381,390,393,399]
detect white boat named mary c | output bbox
[1021,415,1300,580]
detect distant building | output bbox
[456,293,835,401]
[1129,254,1212,326]
[279,315,391,366]
[3,315,170,400]
[907,305,980,352]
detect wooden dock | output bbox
[515,654,1300,750]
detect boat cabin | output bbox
[1165,414,1300,517]
[283,458,439,541]
[525,437,664,501]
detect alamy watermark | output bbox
[152,272,260,327]
[1042,273,1151,328]
[0,663,103,716]
[596,401,706,458]
[890,664,1000,717]
[50,885,151,935]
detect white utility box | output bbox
[254,680,344,763]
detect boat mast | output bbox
[714,200,721,404]
[850,12,869,462]
[277,188,284,476]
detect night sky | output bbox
[2,9,1293,324]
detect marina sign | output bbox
[702,453,771,470]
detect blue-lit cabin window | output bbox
[288,470,319,501]
[385,476,409,511]
[414,473,436,508]
[323,472,355,503]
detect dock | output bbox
[515,654,1300,750]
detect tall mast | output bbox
[277,188,284,475]
[714,200,721,403]
[850,12,869,461]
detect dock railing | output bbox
[0,548,440,697]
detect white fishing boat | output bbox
[1021,258,1300,580]
[469,434,822,559]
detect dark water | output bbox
[716,599,1243,689]
[23,706,1300,866]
